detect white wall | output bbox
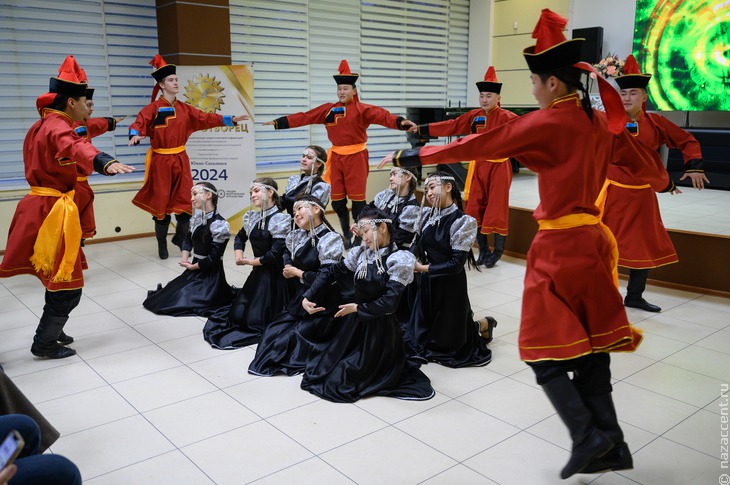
[467,0,494,104]
[569,0,636,57]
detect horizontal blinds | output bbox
[307,0,361,154]
[229,0,469,169]
[1,0,469,186]
[229,0,310,169]
[0,0,158,189]
[102,0,160,183]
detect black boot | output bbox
[57,331,74,345]
[154,221,169,260]
[541,375,613,479]
[624,269,660,312]
[171,215,190,250]
[484,234,506,268]
[349,200,366,249]
[475,233,491,266]
[31,314,77,359]
[338,213,352,249]
[582,393,633,473]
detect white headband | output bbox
[293,199,325,213]
[191,184,216,196]
[424,174,455,185]
[250,182,278,195]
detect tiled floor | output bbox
[510,170,730,235]
[1,237,728,484]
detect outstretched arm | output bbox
[264,103,333,130]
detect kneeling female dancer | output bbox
[143,182,233,316]
[248,195,352,376]
[404,171,495,367]
[281,145,331,215]
[203,178,291,349]
[299,206,435,403]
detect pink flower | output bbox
[607,66,617,75]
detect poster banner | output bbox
[176,65,255,223]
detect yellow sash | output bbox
[143,145,186,183]
[463,158,509,201]
[595,178,651,219]
[28,186,81,283]
[323,142,367,184]
[77,176,88,182]
[538,213,620,288]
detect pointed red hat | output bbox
[476,66,502,94]
[615,54,651,90]
[150,54,176,82]
[49,55,87,97]
[523,9,627,135]
[333,59,359,86]
[74,64,95,100]
[522,9,583,73]
[148,54,177,101]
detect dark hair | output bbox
[253,177,282,210]
[537,67,593,121]
[50,93,82,112]
[306,145,327,175]
[357,205,395,244]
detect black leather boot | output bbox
[624,269,660,312]
[31,314,77,359]
[338,213,352,249]
[541,375,613,479]
[171,215,190,250]
[475,233,491,266]
[582,393,633,473]
[485,234,506,268]
[154,221,169,260]
[57,331,74,345]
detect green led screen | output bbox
[632,0,730,111]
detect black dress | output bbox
[371,188,420,250]
[405,204,492,367]
[282,173,331,215]
[248,224,352,376]
[299,245,435,403]
[202,206,291,349]
[371,188,421,324]
[143,211,233,317]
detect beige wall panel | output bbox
[497,70,538,107]
[492,33,533,71]
[492,0,570,36]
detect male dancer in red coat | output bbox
[264,60,414,247]
[0,56,134,359]
[129,55,248,259]
[409,67,518,266]
[598,55,709,312]
[380,9,670,478]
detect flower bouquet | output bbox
[593,53,625,78]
